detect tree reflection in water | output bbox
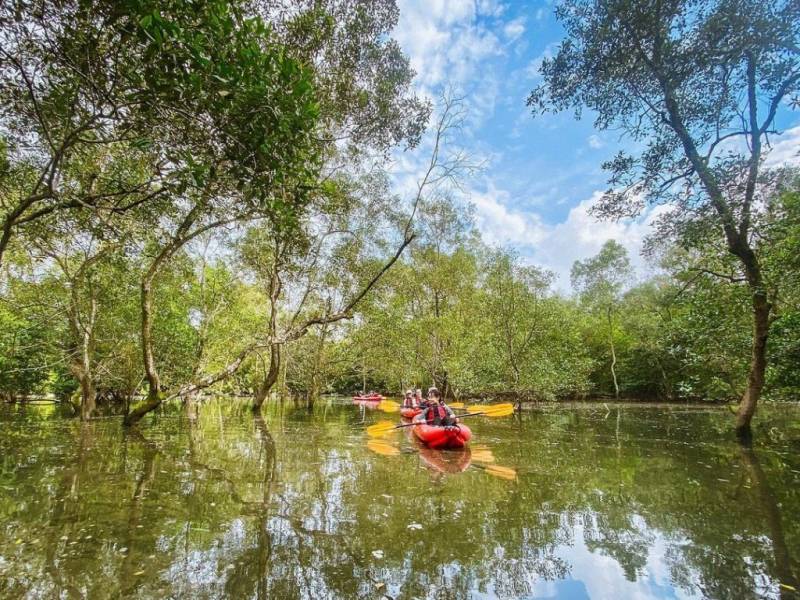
[0,400,798,599]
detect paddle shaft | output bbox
[388,411,486,430]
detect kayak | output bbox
[400,407,422,419]
[412,415,472,449]
[352,399,381,409]
[352,394,383,402]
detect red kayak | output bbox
[352,394,383,402]
[400,407,422,419]
[412,415,472,449]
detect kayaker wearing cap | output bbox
[402,389,417,408]
[422,387,457,427]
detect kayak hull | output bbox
[400,407,422,419]
[352,395,383,402]
[412,416,472,449]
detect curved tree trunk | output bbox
[735,269,771,442]
[252,344,281,412]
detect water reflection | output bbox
[0,400,799,599]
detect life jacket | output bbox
[425,404,448,425]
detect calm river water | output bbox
[1,399,799,599]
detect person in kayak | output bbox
[416,388,428,409]
[422,387,458,427]
[402,389,417,408]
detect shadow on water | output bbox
[0,399,799,598]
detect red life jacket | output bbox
[425,404,447,423]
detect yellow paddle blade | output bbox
[464,403,515,417]
[378,400,400,413]
[367,439,400,457]
[366,420,398,438]
[485,464,517,481]
[470,444,495,464]
[449,402,465,409]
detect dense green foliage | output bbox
[1,0,798,426]
[527,0,800,435]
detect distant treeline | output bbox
[3,188,799,409]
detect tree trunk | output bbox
[735,272,771,441]
[659,77,774,439]
[124,279,161,426]
[607,306,619,399]
[78,372,96,421]
[67,287,97,421]
[252,344,281,412]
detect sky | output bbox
[389,0,800,290]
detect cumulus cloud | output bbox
[467,185,669,292]
[503,17,526,41]
[530,193,671,290]
[470,182,547,247]
[764,125,800,168]
[394,0,504,90]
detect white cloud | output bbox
[764,125,800,168]
[531,192,670,290]
[587,134,604,149]
[395,0,503,90]
[470,182,547,247]
[476,0,507,17]
[503,17,526,41]
[466,184,668,292]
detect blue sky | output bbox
[390,0,800,289]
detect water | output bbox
[1,399,799,599]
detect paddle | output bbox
[469,445,495,464]
[377,400,400,413]
[367,403,515,437]
[378,399,466,413]
[367,438,401,457]
[482,464,518,480]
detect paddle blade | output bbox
[465,403,515,417]
[485,464,517,481]
[367,439,400,457]
[449,402,465,409]
[367,420,397,438]
[378,399,400,413]
[470,445,495,464]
